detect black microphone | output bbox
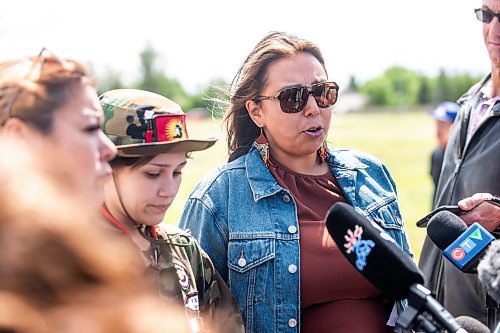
[325,202,423,300]
[427,211,495,273]
[455,316,490,333]
[478,239,500,304]
[325,202,466,333]
[427,211,498,331]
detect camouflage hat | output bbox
[100,89,217,157]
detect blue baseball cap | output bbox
[431,101,460,123]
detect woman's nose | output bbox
[158,176,178,198]
[303,94,320,117]
[99,131,117,161]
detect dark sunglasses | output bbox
[474,8,500,23]
[255,81,339,114]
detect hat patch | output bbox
[156,114,188,142]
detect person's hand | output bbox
[458,193,500,232]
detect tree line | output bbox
[97,45,485,113]
[96,44,225,114]
[356,66,484,107]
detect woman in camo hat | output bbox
[99,89,244,333]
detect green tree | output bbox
[417,75,432,105]
[347,75,359,92]
[96,67,124,95]
[360,76,392,105]
[360,66,420,107]
[433,68,452,103]
[135,43,191,110]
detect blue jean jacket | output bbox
[179,147,413,333]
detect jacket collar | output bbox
[244,146,367,201]
[245,147,283,202]
[457,74,491,106]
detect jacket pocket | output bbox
[369,199,413,256]
[227,237,275,304]
[369,198,403,230]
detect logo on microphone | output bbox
[444,222,495,271]
[450,248,465,261]
[344,225,375,271]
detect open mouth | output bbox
[304,126,323,134]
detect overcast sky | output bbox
[0,0,490,93]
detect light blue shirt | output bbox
[179,146,413,333]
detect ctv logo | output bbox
[444,222,495,271]
[450,228,483,260]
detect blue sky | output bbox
[1,0,490,93]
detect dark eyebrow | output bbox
[149,161,187,168]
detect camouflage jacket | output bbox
[139,224,244,333]
[100,215,244,333]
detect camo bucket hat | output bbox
[100,89,217,157]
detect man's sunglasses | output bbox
[255,81,339,114]
[474,8,500,23]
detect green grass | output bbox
[164,111,435,261]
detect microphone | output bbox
[478,239,500,303]
[325,202,423,300]
[428,211,498,331]
[455,316,490,333]
[325,202,466,333]
[427,211,495,273]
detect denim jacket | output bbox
[179,147,413,333]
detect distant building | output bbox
[335,90,368,114]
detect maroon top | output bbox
[268,159,393,332]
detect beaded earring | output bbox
[254,128,270,167]
[318,140,329,162]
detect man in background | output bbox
[429,101,460,203]
[419,0,500,324]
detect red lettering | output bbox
[451,248,465,261]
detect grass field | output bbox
[164,110,436,261]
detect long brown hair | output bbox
[0,50,93,133]
[224,32,327,162]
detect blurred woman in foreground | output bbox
[0,139,190,333]
[0,48,116,208]
[0,51,191,332]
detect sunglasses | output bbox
[474,8,500,23]
[255,81,339,114]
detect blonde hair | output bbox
[0,50,93,132]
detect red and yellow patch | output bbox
[155,115,188,142]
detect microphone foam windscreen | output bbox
[455,316,490,333]
[325,202,423,300]
[478,239,500,304]
[427,211,467,250]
